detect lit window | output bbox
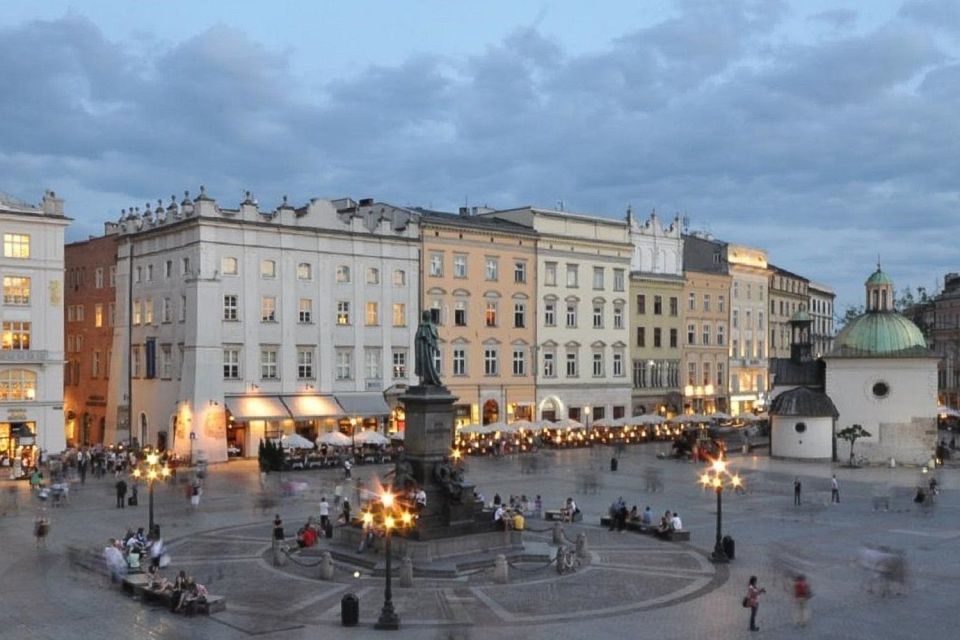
[1,322,30,350]
[0,369,37,401]
[298,298,313,323]
[2,276,30,305]
[392,303,406,327]
[366,302,379,326]
[261,296,277,322]
[94,303,103,328]
[485,301,498,327]
[337,301,351,325]
[2,234,30,258]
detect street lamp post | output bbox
[132,452,171,534]
[698,457,742,564]
[365,489,414,630]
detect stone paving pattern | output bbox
[1,443,959,639]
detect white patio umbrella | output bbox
[316,431,352,447]
[553,418,584,430]
[709,411,733,421]
[485,421,510,434]
[458,423,484,435]
[354,430,390,446]
[509,419,536,431]
[591,418,612,428]
[279,433,315,449]
[938,405,960,418]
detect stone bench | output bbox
[545,509,582,523]
[122,574,226,615]
[598,516,690,541]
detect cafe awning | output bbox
[281,394,344,420]
[335,392,391,416]
[224,395,291,421]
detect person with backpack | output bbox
[744,575,766,631]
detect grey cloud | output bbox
[899,0,960,30]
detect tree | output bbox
[836,424,871,466]
[837,305,864,331]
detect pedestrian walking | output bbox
[273,514,285,541]
[115,478,128,508]
[343,458,352,480]
[190,479,202,510]
[34,513,50,548]
[794,477,802,506]
[745,575,766,631]
[831,475,840,503]
[319,496,330,530]
[793,574,812,627]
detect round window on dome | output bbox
[794,422,806,434]
[872,381,890,398]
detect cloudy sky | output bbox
[1,0,957,312]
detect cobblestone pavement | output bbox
[2,444,959,639]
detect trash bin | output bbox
[341,593,359,626]
[610,457,618,472]
[721,535,735,560]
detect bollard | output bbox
[494,554,509,584]
[575,532,588,559]
[319,551,334,580]
[399,555,414,587]
[552,522,563,545]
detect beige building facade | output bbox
[419,209,538,427]
[727,244,770,415]
[769,265,809,360]
[681,270,731,414]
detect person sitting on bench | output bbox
[561,497,579,522]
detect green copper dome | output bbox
[790,309,813,323]
[865,268,893,286]
[829,311,930,358]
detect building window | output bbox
[687,324,696,345]
[732,309,739,328]
[484,347,499,376]
[295,262,311,280]
[92,350,102,378]
[223,295,238,321]
[688,292,696,311]
[145,264,153,282]
[485,301,498,327]
[717,363,725,389]
[76,304,85,322]
[94,268,104,288]
[429,253,444,277]
[161,298,171,323]
[94,303,103,327]
[733,282,739,299]
[163,260,172,279]
[365,348,381,380]
[453,348,466,376]
[485,257,498,281]
[337,301,351,325]
[293,298,310,324]
[543,351,556,377]
[0,369,37,401]
[717,325,725,346]
[593,267,604,290]
[653,295,662,315]
[132,345,142,378]
[653,328,662,348]
[260,347,279,379]
[566,264,579,287]
[67,335,74,353]
[703,361,711,386]
[566,303,577,328]
[687,362,697,385]
[702,324,711,345]
[670,296,678,316]
[566,350,578,377]
[613,351,624,377]
[544,301,556,326]
[135,266,142,284]
[758,311,764,329]
[223,347,240,379]
[592,352,603,377]
[636,294,646,314]
[366,302,379,326]
[453,255,467,278]
[336,349,353,380]
[261,296,277,322]
[670,328,678,348]
[545,262,557,286]
[392,303,406,327]
[109,266,117,287]
[160,344,172,379]
[718,295,725,312]
[703,294,711,312]
[613,305,624,329]
[3,234,30,258]
[297,347,315,379]
[363,267,379,285]
[132,301,140,325]
[747,283,752,300]
[514,302,526,328]
[636,327,645,347]
[514,261,527,284]
[179,295,186,322]
[512,349,526,376]
[181,257,190,276]
[260,259,276,278]
[613,269,625,292]
[220,256,239,276]
[393,269,406,286]
[454,301,467,326]
[336,265,351,283]
[733,339,739,358]
[593,303,603,328]
[2,322,31,350]
[392,349,407,379]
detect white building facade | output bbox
[1,191,70,470]
[105,191,420,463]
[485,207,632,424]
[808,281,836,358]
[727,244,770,416]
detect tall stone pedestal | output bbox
[400,384,490,540]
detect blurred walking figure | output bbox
[793,574,812,627]
[794,478,802,506]
[831,475,840,503]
